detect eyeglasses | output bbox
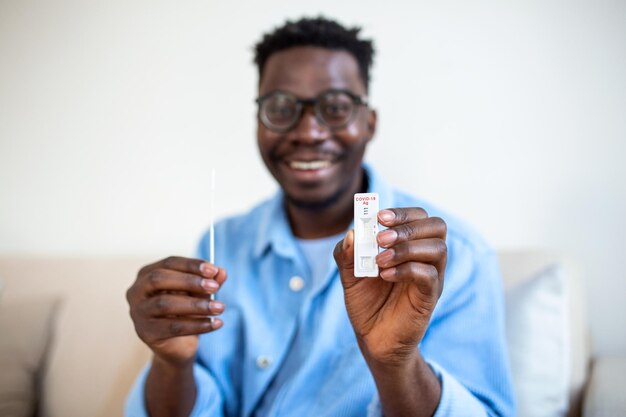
[255,89,368,133]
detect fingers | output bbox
[377,207,428,227]
[373,209,447,295]
[139,270,223,297]
[161,267,226,293]
[144,293,225,317]
[140,256,218,278]
[144,317,223,341]
[129,257,227,303]
[378,262,442,296]
[375,238,447,270]
[377,214,446,248]
[127,256,229,342]
[129,257,228,319]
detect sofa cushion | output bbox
[505,264,569,417]
[0,297,59,417]
[0,257,152,417]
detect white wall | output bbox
[1,1,624,355]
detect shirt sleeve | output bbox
[428,360,490,416]
[125,362,224,417]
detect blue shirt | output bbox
[295,233,344,293]
[126,165,515,417]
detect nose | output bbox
[287,105,330,144]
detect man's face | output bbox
[257,46,376,209]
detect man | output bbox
[126,17,515,417]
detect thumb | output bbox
[333,229,357,287]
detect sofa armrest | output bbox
[583,355,626,417]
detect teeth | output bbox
[289,160,332,170]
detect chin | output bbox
[283,183,348,211]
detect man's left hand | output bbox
[334,207,447,365]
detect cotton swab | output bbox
[209,168,216,322]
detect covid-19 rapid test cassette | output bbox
[354,193,379,277]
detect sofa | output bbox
[0,252,624,417]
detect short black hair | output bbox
[254,16,375,91]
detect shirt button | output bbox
[289,275,305,292]
[256,355,272,369]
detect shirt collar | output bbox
[253,163,395,260]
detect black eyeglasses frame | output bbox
[255,89,369,133]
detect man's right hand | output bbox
[126,256,227,367]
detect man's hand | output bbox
[126,256,227,417]
[334,207,447,365]
[334,208,446,416]
[126,256,227,366]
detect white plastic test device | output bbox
[354,193,379,277]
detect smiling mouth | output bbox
[287,160,333,170]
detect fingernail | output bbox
[378,229,397,247]
[200,263,218,277]
[379,210,395,223]
[209,301,224,312]
[380,267,396,279]
[201,278,219,291]
[376,249,394,266]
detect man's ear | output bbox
[366,109,377,142]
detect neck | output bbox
[286,168,367,239]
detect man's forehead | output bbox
[258,46,365,97]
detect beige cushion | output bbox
[0,257,152,417]
[0,297,59,417]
